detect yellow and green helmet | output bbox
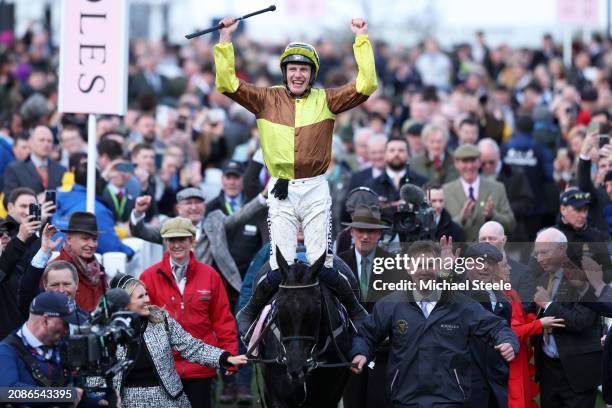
[279,42,320,86]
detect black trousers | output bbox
[540,354,597,408]
[343,350,391,408]
[182,377,213,408]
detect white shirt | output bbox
[170,259,188,295]
[30,154,49,168]
[460,176,480,201]
[19,324,53,360]
[386,167,407,189]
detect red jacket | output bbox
[140,252,238,379]
[505,289,541,408]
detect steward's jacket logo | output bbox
[396,319,408,334]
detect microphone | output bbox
[91,288,131,324]
[400,183,425,207]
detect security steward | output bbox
[350,240,518,408]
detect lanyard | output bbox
[225,199,240,215]
[108,185,127,219]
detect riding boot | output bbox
[236,269,281,340]
[319,266,368,326]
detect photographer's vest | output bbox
[3,333,69,387]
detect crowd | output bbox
[0,13,611,408]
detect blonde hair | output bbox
[114,275,165,324]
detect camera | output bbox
[29,203,42,222]
[392,202,436,242]
[60,290,138,402]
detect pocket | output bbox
[390,368,400,392]
[453,368,466,400]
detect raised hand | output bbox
[41,224,62,253]
[350,18,368,36]
[134,195,152,217]
[219,17,240,43]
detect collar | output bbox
[354,247,376,265]
[460,175,480,190]
[108,183,125,196]
[19,323,45,350]
[385,167,406,180]
[428,152,445,162]
[30,154,49,168]
[170,257,189,270]
[224,192,243,204]
[413,288,441,303]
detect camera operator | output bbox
[0,291,111,407]
[103,273,247,407]
[390,183,437,243]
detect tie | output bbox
[173,264,185,283]
[360,256,369,302]
[468,186,475,201]
[420,298,431,318]
[116,190,124,201]
[547,273,560,299]
[36,165,48,189]
[394,174,402,190]
[433,157,442,171]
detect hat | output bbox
[160,217,197,239]
[176,187,205,203]
[345,187,380,215]
[342,205,389,230]
[453,144,480,160]
[62,212,99,237]
[222,160,244,177]
[465,242,503,262]
[0,217,17,232]
[560,189,591,207]
[30,292,85,325]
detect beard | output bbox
[387,160,406,171]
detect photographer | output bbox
[0,291,108,407]
[106,273,247,407]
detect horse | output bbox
[250,249,355,408]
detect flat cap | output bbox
[465,242,503,262]
[453,143,480,160]
[176,187,205,203]
[160,217,197,239]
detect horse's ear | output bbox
[275,246,290,280]
[310,251,327,280]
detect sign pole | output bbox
[86,114,97,214]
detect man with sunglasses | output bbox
[215,16,376,335]
[556,188,612,282]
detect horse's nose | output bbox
[288,370,305,383]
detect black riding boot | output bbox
[319,266,368,326]
[236,270,281,340]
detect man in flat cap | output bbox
[443,143,515,241]
[140,217,238,408]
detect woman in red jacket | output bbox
[498,261,565,408]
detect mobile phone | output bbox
[599,135,610,149]
[45,190,56,205]
[29,203,41,222]
[116,162,135,173]
[176,116,187,131]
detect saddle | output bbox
[246,256,357,356]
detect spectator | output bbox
[478,221,535,305]
[443,144,515,241]
[423,182,466,244]
[3,126,66,198]
[338,205,394,408]
[415,37,452,90]
[11,132,31,162]
[140,217,238,408]
[411,123,459,184]
[51,162,134,257]
[100,161,136,224]
[57,125,86,169]
[456,117,480,146]
[49,212,108,312]
[346,133,387,192]
[532,227,603,408]
[366,137,427,222]
[479,138,534,242]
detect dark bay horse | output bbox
[253,250,354,408]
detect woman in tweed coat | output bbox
[108,273,247,408]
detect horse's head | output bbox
[275,247,324,384]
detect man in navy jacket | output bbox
[350,240,518,407]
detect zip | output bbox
[390,368,399,391]
[454,368,466,399]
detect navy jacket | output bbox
[351,289,518,406]
[583,285,612,403]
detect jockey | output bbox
[214,16,377,336]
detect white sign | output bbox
[58,0,128,115]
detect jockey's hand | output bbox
[351,355,367,374]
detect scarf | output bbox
[60,244,102,286]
